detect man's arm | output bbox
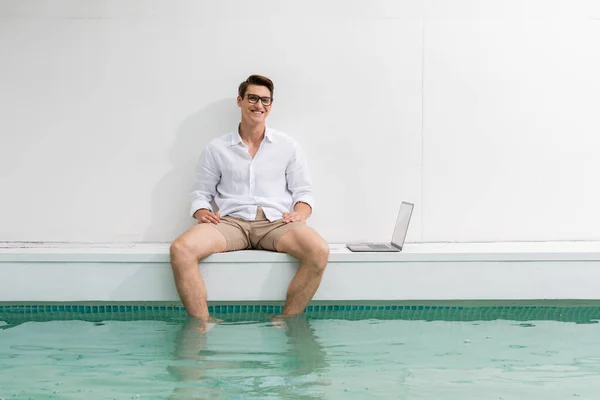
[190,145,221,220]
[284,142,315,223]
[293,201,312,220]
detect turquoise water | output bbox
[1,303,600,399]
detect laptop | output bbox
[346,201,414,252]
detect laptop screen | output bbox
[391,202,414,248]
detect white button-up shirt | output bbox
[190,127,315,222]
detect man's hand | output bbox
[194,209,221,224]
[283,202,312,223]
[282,211,305,223]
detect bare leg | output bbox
[170,224,227,321]
[275,225,330,316]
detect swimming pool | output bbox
[1,301,599,399]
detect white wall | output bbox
[1,0,599,244]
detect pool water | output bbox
[1,304,600,399]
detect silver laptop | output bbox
[346,202,414,252]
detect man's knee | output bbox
[306,239,330,272]
[169,238,195,265]
[170,226,226,266]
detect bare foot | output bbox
[269,313,294,329]
[190,316,222,333]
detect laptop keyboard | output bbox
[368,244,392,250]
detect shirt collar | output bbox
[231,130,243,146]
[230,126,275,146]
[264,127,275,143]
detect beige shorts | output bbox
[213,207,305,252]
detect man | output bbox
[169,74,329,327]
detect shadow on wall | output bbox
[143,98,239,242]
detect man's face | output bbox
[237,84,272,124]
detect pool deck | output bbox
[1,241,600,303]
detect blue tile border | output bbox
[0,303,570,314]
[1,302,600,325]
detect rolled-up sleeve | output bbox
[286,142,315,211]
[190,145,221,217]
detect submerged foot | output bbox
[268,313,297,329]
[190,316,222,333]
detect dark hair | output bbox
[238,74,274,99]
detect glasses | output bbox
[246,93,273,106]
